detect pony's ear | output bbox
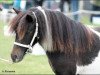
[26,14,33,22]
[13,8,21,14]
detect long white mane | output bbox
[37,6,53,51]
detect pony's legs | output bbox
[46,51,76,75]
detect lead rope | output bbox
[0,57,12,64]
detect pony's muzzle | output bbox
[11,54,20,63]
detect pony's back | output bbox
[94,27,100,32]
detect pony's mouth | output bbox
[13,58,21,63]
[12,58,23,63]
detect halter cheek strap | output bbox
[14,11,38,53]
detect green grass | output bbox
[0,21,54,74]
[0,55,53,74]
[81,16,100,27]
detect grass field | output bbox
[0,21,54,74]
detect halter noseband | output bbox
[14,11,38,53]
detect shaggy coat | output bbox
[10,7,100,75]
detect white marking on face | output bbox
[37,6,53,51]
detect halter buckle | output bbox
[26,45,33,53]
[26,49,32,53]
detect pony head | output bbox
[10,8,39,62]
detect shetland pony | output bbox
[9,7,100,75]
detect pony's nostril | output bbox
[11,54,18,62]
[14,55,17,59]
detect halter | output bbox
[14,11,38,53]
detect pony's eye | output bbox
[29,31,33,34]
[27,30,33,35]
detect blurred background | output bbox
[0,0,100,74]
